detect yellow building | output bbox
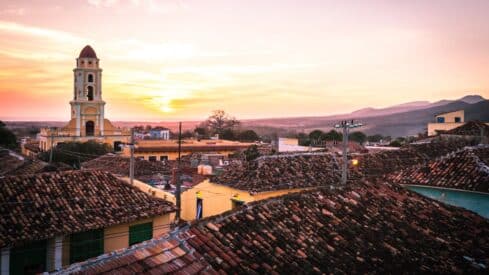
[38,45,130,152]
[0,170,175,274]
[158,153,340,221]
[122,139,253,161]
[427,110,465,136]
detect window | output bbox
[148,156,157,162]
[160,156,168,161]
[114,141,122,152]
[86,121,95,136]
[129,222,153,246]
[196,198,203,220]
[10,240,47,274]
[137,156,145,160]
[87,86,94,101]
[232,199,245,210]
[454,117,461,123]
[436,117,445,123]
[70,229,104,264]
[88,74,94,82]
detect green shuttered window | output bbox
[129,222,153,246]
[10,240,47,275]
[70,229,104,264]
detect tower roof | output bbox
[79,45,97,58]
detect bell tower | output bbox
[70,45,106,137]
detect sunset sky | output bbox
[0,0,488,121]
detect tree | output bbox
[308,130,323,141]
[0,121,17,149]
[367,134,383,143]
[389,140,402,147]
[243,145,261,161]
[220,128,236,140]
[349,131,367,145]
[237,130,259,142]
[205,110,240,136]
[39,141,112,168]
[194,126,209,139]
[322,130,342,142]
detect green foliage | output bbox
[367,134,384,142]
[220,128,236,140]
[308,130,324,141]
[237,130,259,142]
[0,121,18,149]
[194,127,209,139]
[389,140,402,147]
[243,145,261,161]
[39,141,112,168]
[349,131,367,145]
[322,130,342,141]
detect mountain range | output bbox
[242,95,489,137]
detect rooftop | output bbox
[0,170,175,248]
[134,139,253,153]
[79,45,97,58]
[386,146,489,193]
[444,120,489,137]
[82,154,172,182]
[61,180,489,274]
[213,153,340,192]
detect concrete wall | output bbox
[427,122,464,136]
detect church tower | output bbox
[70,45,105,137]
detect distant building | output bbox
[122,139,253,161]
[38,46,131,152]
[149,127,170,140]
[427,110,465,136]
[0,170,175,274]
[277,137,323,152]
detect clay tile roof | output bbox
[213,153,341,192]
[82,154,172,182]
[386,146,489,193]
[445,120,489,137]
[61,180,489,274]
[79,45,97,58]
[0,170,175,248]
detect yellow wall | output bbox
[427,122,464,136]
[179,179,309,221]
[121,149,236,161]
[435,110,464,123]
[103,214,173,253]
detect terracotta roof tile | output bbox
[0,170,175,248]
[62,180,489,274]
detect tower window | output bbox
[86,121,95,136]
[87,86,94,101]
[88,74,94,82]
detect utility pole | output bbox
[129,128,135,185]
[335,120,363,184]
[175,122,182,221]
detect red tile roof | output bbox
[386,146,489,193]
[445,120,489,137]
[0,170,175,248]
[82,154,172,182]
[213,153,341,192]
[61,180,489,274]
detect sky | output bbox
[0,0,488,121]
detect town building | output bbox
[37,46,131,153]
[163,153,340,221]
[58,180,489,274]
[0,170,175,274]
[149,127,170,140]
[427,110,465,136]
[121,139,253,161]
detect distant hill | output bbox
[242,95,489,137]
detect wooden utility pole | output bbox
[129,128,135,185]
[175,122,182,221]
